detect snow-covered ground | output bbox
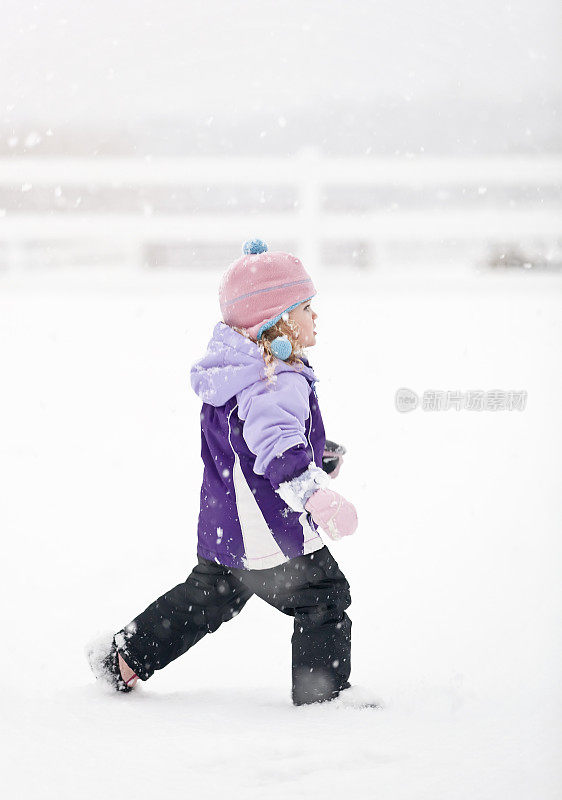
[1,267,561,799]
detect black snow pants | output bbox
[116,546,352,705]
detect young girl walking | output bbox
[88,239,361,706]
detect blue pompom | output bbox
[270,336,292,361]
[243,239,268,255]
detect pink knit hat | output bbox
[219,239,316,341]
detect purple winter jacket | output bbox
[190,322,327,570]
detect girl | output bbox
[87,239,360,706]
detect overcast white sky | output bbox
[2,0,561,126]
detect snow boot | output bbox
[86,632,138,693]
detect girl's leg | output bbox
[115,558,253,680]
[231,547,352,705]
[118,653,138,688]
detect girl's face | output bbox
[289,299,318,347]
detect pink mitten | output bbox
[304,488,358,540]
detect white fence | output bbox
[0,150,561,271]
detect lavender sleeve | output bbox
[236,371,312,482]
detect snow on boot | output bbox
[330,685,384,710]
[86,632,138,693]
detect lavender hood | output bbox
[190,322,318,407]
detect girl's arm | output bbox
[237,371,313,477]
[237,371,357,538]
[237,371,330,502]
